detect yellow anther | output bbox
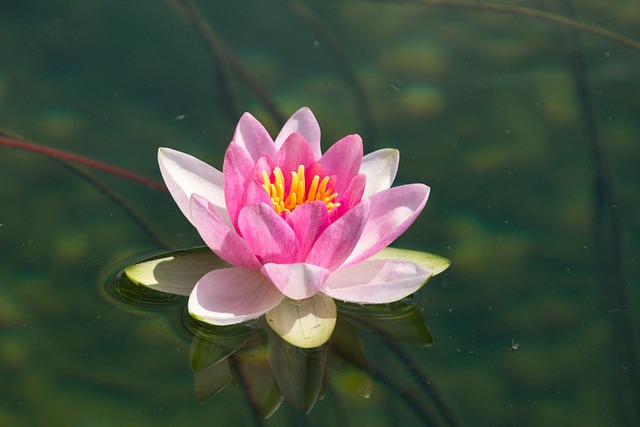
[262,164,340,215]
[307,176,319,202]
[316,176,330,200]
[295,165,305,203]
[261,172,271,193]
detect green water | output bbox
[1,1,639,426]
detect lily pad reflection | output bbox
[110,270,435,418]
[184,303,429,416]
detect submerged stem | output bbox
[554,2,640,424]
[58,161,170,249]
[0,135,166,192]
[366,0,640,51]
[387,341,459,427]
[165,0,285,126]
[281,0,377,150]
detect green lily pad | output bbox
[124,246,229,296]
[371,247,450,276]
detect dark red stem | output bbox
[0,136,167,192]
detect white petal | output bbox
[189,268,284,325]
[359,148,399,198]
[158,147,230,227]
[233,112,277,163]
[260,263,331,300]
[274,107,322,160]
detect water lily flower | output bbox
[156,107,441,347]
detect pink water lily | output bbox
[158,107,432,331]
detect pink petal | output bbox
[237,203,300,264]
[191,194,262,269]
[318,134,363,196]
[244,176,274,209]
[250,155,276,182]
[189,267,284,325]
[323,259,431,304]
[274,107,321,160]
[360,148,399,198]
[343,184,430,267]
[329,173,366,222]
[286,201,331,261]
[306,198,370,271]
[233,112,276,163]
[223,142,254,227]
[273,132,315,183]
[243,155,276,208]
[261,263,331,300]
[158,147,228,227]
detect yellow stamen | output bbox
[307,175,319,203]
[316,176,329,201]
[262,164,340,214]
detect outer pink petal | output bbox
[360,148,399,198]
[223,142,254,227]
[322,259,431,304]
[343,184,430,267]
[189,267,284,325]
[306,198,370,271]
[286,201,330,261]
[233,112,276,163]
[237,203,300,264]
[191,194,261,269]
[158,147,228,227]
[318,134,363,196]
[273,132,315,180]
[261,263,331,300]
[274,107,321,160]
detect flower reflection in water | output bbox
[109,257,450,421]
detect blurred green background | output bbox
[1,1,639,426]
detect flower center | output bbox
[261,165,340,214]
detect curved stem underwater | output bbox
[553,2,640,423]
[0,135,167,192]
[368,0,640,51]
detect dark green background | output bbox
[1,1,639,425]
